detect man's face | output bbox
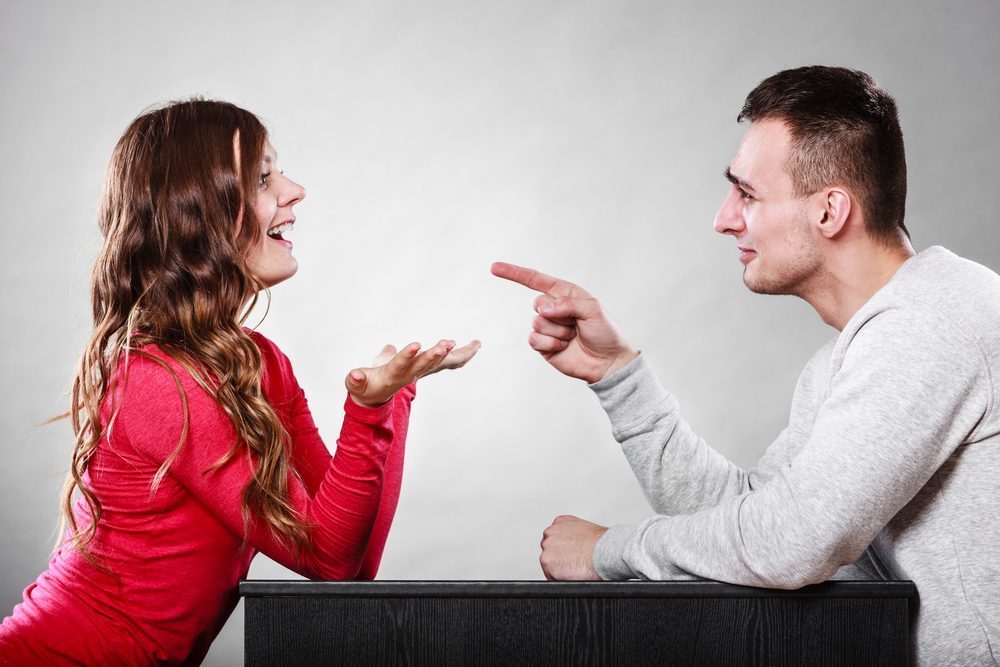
[713,118,822,296]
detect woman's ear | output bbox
[816,187,852,239]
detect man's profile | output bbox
[494,66,999,666]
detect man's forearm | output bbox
[590,354,751,516]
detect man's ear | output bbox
[815,187,852,239]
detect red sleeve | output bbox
[252,334,332,497]
[356,382,415,579]
[252,332,415,578]
[115,346,406,581]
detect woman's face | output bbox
[247,141,306,287]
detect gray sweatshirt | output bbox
[590,246,999,666]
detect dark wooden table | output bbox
[240,580,915,666]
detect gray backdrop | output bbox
[2,0,998,664]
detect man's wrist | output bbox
[599,348,641,382]
[592,524,638,580]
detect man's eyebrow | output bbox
[724,167,755,192]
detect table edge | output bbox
[239,579,916,599]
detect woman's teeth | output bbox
[267,221,294,238]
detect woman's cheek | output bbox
[254,194,276,226]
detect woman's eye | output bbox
[258,172,271,188]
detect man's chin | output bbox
[743,267,788,296]
[742,267,761,293]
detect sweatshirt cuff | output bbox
[592,524,639,580]
[589,351,645,392]
[588,353,673,441]
[343,395,395,425]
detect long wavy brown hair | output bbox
[61,99,310,559]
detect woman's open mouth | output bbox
[266,220,294,246]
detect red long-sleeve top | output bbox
[0,332,412,665]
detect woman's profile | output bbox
[0,99,478,664]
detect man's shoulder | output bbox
[891,246,1000,311]
[828,253,999,391]
[852,246,1000,349]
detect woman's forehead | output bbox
[262,140,278,163]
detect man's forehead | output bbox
[730,119,792,186]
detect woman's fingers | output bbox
[346,368,368,389]
[372,343,398,367]
[349,336,479,405]
[409,339,455,377]
[391,342,421,371]
[374,340,452,385]
[345,344,415,407]
[420,339,482,376]
[443,339,481,369]
[345,368,383,406]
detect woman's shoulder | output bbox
[244,328,282,357]
[242,329,303,407]
[243,328,295,378]
[121,331,287,372]
[111,331,300,408]
[109,344,211,417]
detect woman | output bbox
[0,100,478,665]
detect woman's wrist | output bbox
[348,391,393,409]
[343,393,395,424]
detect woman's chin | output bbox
[254,261,298,289]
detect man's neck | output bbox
[802,237,916,331]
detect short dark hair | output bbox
[738,66,908,245]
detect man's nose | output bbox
[713,189,744,236]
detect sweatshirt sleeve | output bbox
[589,354,752,516]
[592,305,992,585]
[116,349,409,581]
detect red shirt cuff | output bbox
[343,395,395,425]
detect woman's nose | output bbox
[279,176,306,208]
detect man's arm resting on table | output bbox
[588,307,990,585]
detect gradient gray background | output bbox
[2,0,998,663]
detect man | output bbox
[493,66,999,665]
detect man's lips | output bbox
[738,246,756,264]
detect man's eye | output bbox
[740,189,754,201]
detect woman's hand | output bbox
[346,339,481,407]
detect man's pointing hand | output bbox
[491,261,639,384]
